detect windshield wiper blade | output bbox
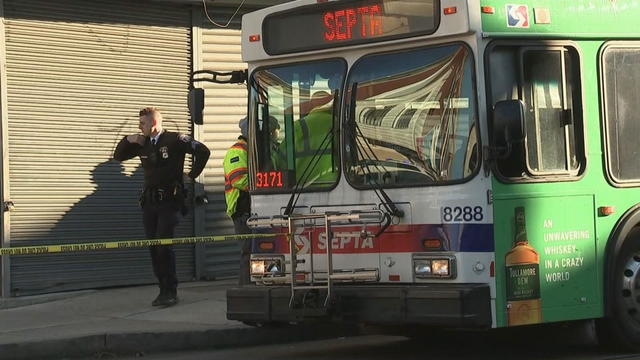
[284,90,339,216]
[347,82,404,220]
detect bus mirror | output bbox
[492,100,525,145]
[188,88,205,125]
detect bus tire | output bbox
[597,226,640,351]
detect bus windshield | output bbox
[344,43,479,188]
[250,59,345,192]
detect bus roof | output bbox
[481,0,640,38]
[241,0,637,63]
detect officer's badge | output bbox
[159,146,169,159]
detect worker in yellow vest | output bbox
[291,96,337,187]
[223,117,251,285]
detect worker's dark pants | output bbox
[232,212,252,286]
[143,202,179,295]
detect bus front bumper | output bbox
[226,284,491,328]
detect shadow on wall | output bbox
[11,116,197,295]
[48,160,145,242]
[8,160,156,296]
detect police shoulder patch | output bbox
[230,156,240,163]
[178,134,192,143]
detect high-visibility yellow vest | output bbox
[293,109,336,186]
[223,138,248,217]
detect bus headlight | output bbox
[250,256,284,276]
[413,255,456,279]
[431,259,450,276]
[414,261,432,275]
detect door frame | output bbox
[0,0,11,298]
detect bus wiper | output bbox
[352,123,405,225]
[346,82,404,226]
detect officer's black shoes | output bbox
[151,291,178,307]
[151,292,166,307]
[163,293,178,307]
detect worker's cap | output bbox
[239,117,248,138]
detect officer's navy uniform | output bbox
[114,130,210,305]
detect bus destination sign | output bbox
[323,4,383,42]
[263,0,439,55]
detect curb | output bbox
[0,323,360,360]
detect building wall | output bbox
[0,0,287,295]
[194,5,256,279]
[2,0,195,296]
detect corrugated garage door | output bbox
[4,0,195,295]
[195,6,255,279]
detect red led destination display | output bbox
[263,0,439,55]
[323,4,382,42]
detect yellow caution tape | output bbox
[0,233,282,256]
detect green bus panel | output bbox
[493,195,599,327]
[481,0,640,38]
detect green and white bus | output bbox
[192,0,640,350]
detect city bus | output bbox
[190,0,640,350]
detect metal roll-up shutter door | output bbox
[196,6,257,279]
[4,0,194,296]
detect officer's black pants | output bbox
[232,212,252,286]
[143,202,179,294]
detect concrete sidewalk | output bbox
[0,279,355,360]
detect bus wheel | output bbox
[597,227,640,351]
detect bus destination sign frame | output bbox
[262,0,440,55]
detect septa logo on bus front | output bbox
[506,4,529,28]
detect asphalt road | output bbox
[107,321,640,360]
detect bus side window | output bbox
[489,44,585,180]
[601,44,640,184]
[520,47,580,176]
[489,46,527,177]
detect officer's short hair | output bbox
[139,107,161,118]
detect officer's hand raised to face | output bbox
[126,134,145,146]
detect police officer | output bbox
[223,117,251,285]
[113,107,210,306]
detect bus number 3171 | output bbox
[255,171,284,188]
